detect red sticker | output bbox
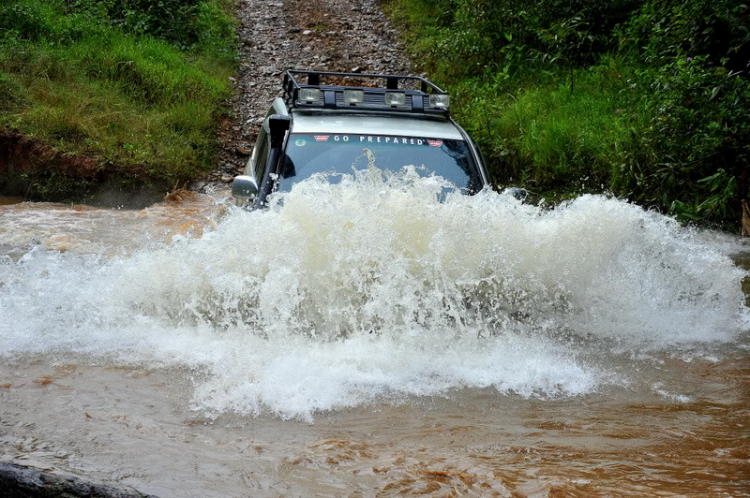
[314,135,330,142]
[427,140,443,147]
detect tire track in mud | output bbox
[210,0,413,187]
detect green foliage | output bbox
[620,0,749,72]
[388,0,750,228]
[450,62,646,189]
[0,0,237,59]
[0,0,237,187]
[193,1,237,60]
[623,56,750,222]
[92,0,237,60]
[390,0,643,80]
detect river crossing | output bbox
[1,173,749,496]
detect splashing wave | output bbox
[1,169,746,419]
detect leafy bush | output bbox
[621,57,750,222]
[393,0,644,80]
[616,1,750,223]
[621,0,749,72]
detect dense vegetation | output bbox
[0,0,236,196]
[387,0,749,227]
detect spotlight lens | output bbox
[343,90,364,104]
[385,92,406,106]
[299,88,320,103]
[428,94,450,109]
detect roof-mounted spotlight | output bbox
[343,89,364,105]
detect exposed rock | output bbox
[0,462,157,498]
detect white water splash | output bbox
[0,169,747,419]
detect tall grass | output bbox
[451,64,650,194]
[0,0,237,191]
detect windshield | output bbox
[277,133,483,193]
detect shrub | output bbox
[622,57,750,223]
[394,0,644,81]
[621,0,749,73]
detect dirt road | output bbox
[210,0,412,186]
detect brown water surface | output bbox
[0,191,225,255]
[1,357,748,496]
[1,190,749,497]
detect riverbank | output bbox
[0,0,237,200]
[0,0,416,203]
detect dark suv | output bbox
[232,70,489,206]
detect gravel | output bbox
[206,0,412,190]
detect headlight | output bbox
[343,90,364,104]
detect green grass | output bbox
[450,65,651,192]
[0,0,237,191]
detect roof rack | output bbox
[283,69,451,116]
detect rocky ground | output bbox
[204,0,413,189]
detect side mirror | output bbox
[268,114,291,148]
[232,175,259,206]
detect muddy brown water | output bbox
[1,188,749,497]
[2,357,749,497]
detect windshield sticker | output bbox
[357,135,423,145]
[302,135,448,145]
[295,138,307,147]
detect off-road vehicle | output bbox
[232,70,490,206]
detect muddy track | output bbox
[208,0,412,188]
